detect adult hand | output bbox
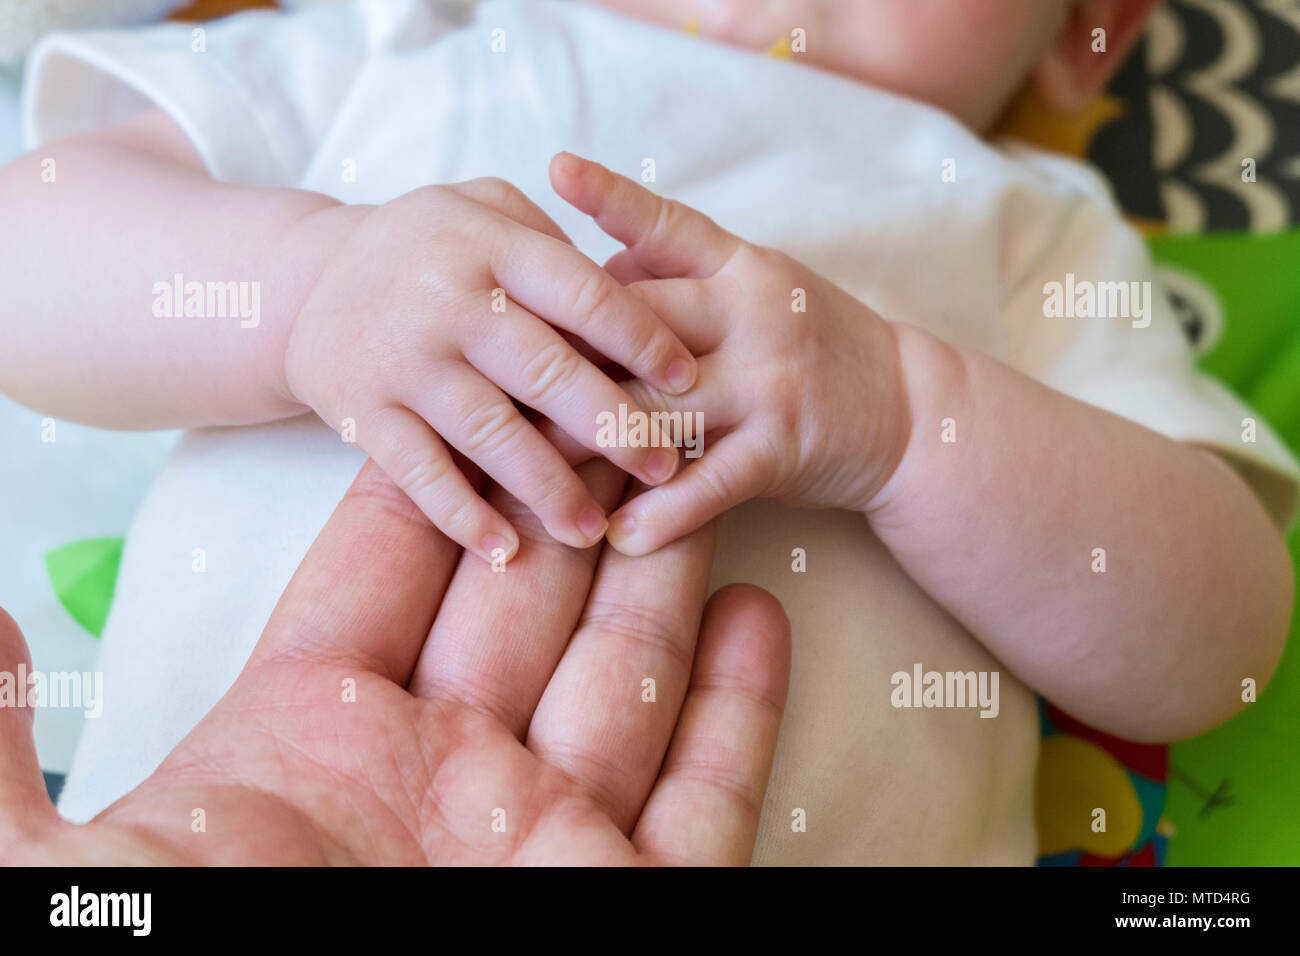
[0,460,789,864]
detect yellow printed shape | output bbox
[1036,735,1142,858]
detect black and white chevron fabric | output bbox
[1091,0,1300,232]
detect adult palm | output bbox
[0,461,789,865]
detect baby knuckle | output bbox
[459,401,526,457]
[440,495,485,536]
[746,246,795,294]
[492,491,549,536]
[520,343,585,406]
[402,183,453,219]
[621,378,664,413]
[402,183,440,206]
[646,198,686,250]
[747,243,789,271]
[477,175,515,195]
[496,183,535,222]
[763,360,801,405]
[568,270,618,325]
[527,467,584,516]
[631,324,674,371]
[476,176,522,208]
[391,448,454,500]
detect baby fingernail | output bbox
[481,533,516,561]
[665,358,696,393]
[607,513,642,552]
[644,448,677,484]
[577,506,608,543]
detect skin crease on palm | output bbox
[0,461,791,865]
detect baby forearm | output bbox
[868,324,1294,741]
[0,110,341,428]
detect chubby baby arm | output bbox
[551,153,1293,742]
[0,108,324,428]
[870,327,1292,742]
[0,111,699,559]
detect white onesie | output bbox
[23,0,1298,863]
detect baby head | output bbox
[585,0,1160,130]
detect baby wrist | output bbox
[860,321,965,516]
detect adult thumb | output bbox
[0,608,58,858]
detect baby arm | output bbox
[551,153,1293,742]
[0,111,698,559]
[0,108,325,428]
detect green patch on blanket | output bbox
[1149,228,1300,865]
[44,537,124,638]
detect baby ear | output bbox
[1033,0,1159,114]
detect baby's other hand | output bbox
[283,178,696,562]
[549,153,912,556]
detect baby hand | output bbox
[283,178,696,561]
[549,154,912,556]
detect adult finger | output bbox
[633,584,791,865]
[525,506,719,831]
[0,609,61,852]
[408,459,629,735]
[245,460,461,685]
